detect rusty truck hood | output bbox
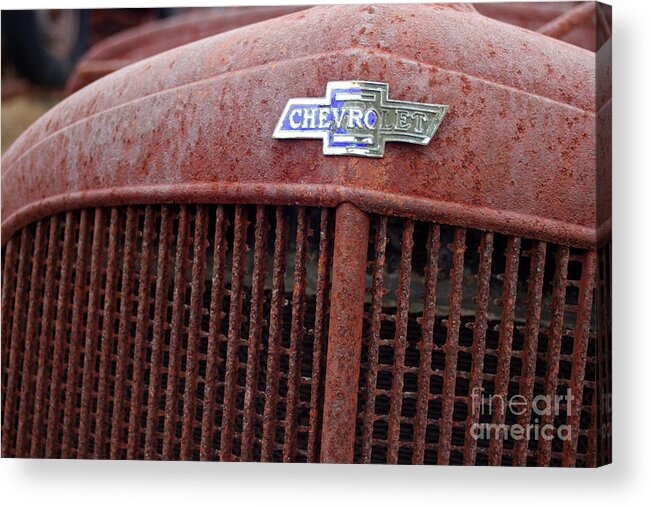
[1,4,608,247]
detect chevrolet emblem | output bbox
[273,81,448,158]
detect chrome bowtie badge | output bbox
[273,81,448,158]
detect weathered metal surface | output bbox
[66,6,309,93]
[320,203,369,463]
[3,3,600,249]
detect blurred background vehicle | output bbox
[3,9,91,88]
[2,8,180,87]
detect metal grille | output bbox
[1,204,334,461]
[354,215,600,467]
[1,205,608,465]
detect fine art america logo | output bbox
[469,387,575,442]
[273,81,448,158]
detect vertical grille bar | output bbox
[180,205,209,460]
[77,209,107,458]
[562,250,596,467]
[283,207,309,461]
[387,220,415,464]
[220,205,249,461]
[30,215,61,457]
[126,206,156,459]
[45,212,76,458]
[162,205,191,460]
[199,205,228,461]
[241,206,269,461]
[144,206,173,459]
[62,209,92,458]
[412,224,441,464]
[437,227,467,465]
[321,203,369,463]
[537,245,569,465]
[360,216,387,464]
[306,208,332,463]
[488,236,521,465]
[261,208,289,462]
[110,207,139,459]
[94,208,121,458]
[15,221,47,456]
[463,231,494,465]
[513,240,547,466]
[3,228,33,456]
[1,236,18,409]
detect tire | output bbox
[2,10,90,87]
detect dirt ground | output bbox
[1,80,64,154]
